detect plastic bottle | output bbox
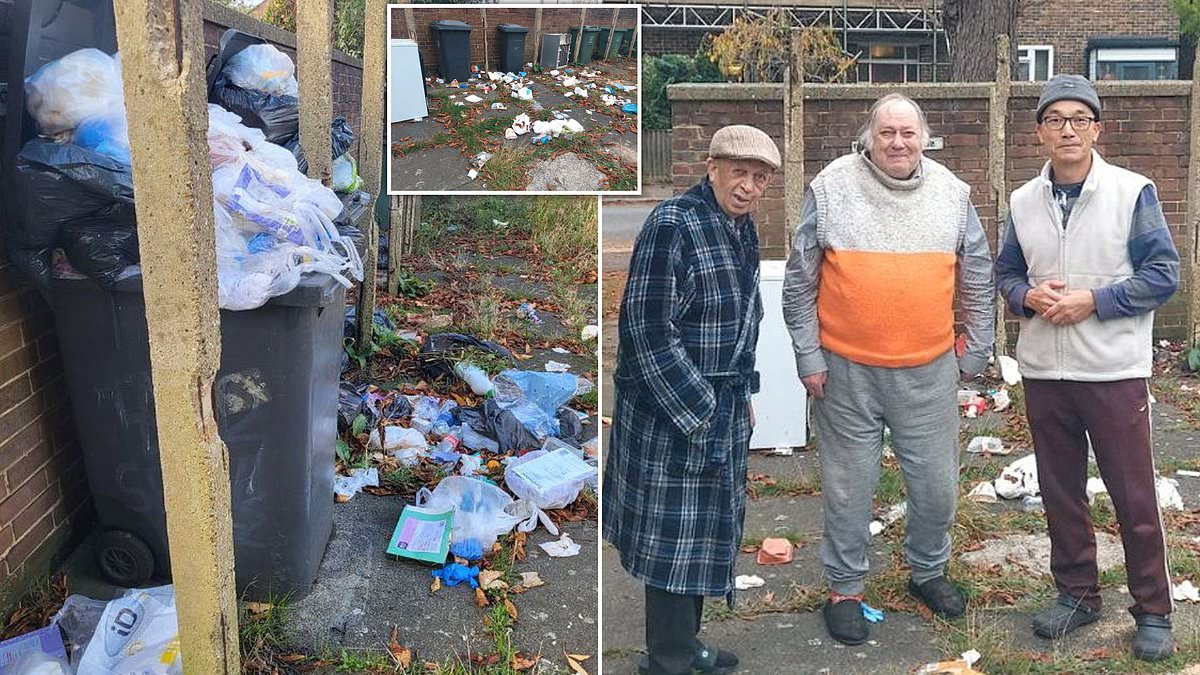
[434,427,461,456]
[454,362,494,396]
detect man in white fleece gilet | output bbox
[996,74,1180,662]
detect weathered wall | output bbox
[392,6,638,78]
[669,81,1194,340]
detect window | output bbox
[1089,47,1178,80]
[1017,45,1053,81]
[853,42,922,83]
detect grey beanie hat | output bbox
[708,125,781,170]
[1036,74,1101,121]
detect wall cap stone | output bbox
[668,80,1195,102]
[204,0,363,69]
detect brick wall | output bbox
[643,27,712,57]
[1015,0,1180,76]
[393,6,637,79]
[668,81,1194,340]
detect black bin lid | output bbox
[431,20,471,32]
[497,23,528,33]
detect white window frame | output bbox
[1017,45,1054,81]
[1089,46,1178,80]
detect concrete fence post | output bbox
[112,1,239,671]
[297,1,334,186]
[784,30,805,251]
[991,34,1011,357]
[1188,72,1200,346]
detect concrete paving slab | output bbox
[526,153,605,191]
[391,145,477,193]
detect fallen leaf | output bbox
[511,653,540,671]
[388,625,413,668]
[518,571,544,589]
[430,577,441,593]
[474,587,490,607]
[280,653,308,663]
[480,570,509,590]
[511,531,528,563]
[566,653,590,674]
[244,601,272,615]
[505,597,518,620]
[335,493,350,504]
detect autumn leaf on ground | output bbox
[430,577,441,593]
[388,625,413,668]
[480,570,508,590]
[511,653,540,671]
[474,587,490,607]
[505,597,518,620]
[244,601,272,616]
[565,650,591,675]
[517,571,544,589]
[511,531,528,563]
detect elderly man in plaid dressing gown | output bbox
[603,125,780,675]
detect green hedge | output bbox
[644,54,724,131]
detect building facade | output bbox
[638,0,1184,83]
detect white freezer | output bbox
[389,39,428,123]
[749,260,808,449]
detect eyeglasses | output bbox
[1041,116,1095,131]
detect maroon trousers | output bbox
[1024,378,1172,617]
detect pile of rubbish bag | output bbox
[0,585,182,675]
[9,46,364,310]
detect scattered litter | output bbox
[71,585,181,675]
[491,102,507,110]
[769,447,794,456]
[514,86,533,101]
[506,448,596,534]
[961,393,988,418]
[454,362,494,396]
[1174,579,1200,602]
[956,389,980,405]
[505,128,518,140]
[581,325,599,340]
[1086,476,1108,503]
[468,169,478,180]
[1021,495,1044,512]
[991,387,1011,412]
[861,602,884,623]
[432,562,479,589]
[458,453,484,476]
[755,537,794,565]
[470,151,493,169]
[463,94,483,104]
[562,76,578,87]
[552,347,571,354]
[368,425,427,455]
[1157,475,1184,511]
[1180,469,1200,477]
[544,360,571,373]
[386,504,452,564]
[735,575,765,590]
[539,533,581,557]
[416,476,526,551]
[334,467,379,501]
[994,453,1039,499]
[966,481,997,503]
[622,103,638,114]
[868,502,906,536]
[573,87,589,98]
[998,355,1022,385]
[511,113,531,136]
[516,302,544,325]
[0,624,67,672]
[966,436,1008,455]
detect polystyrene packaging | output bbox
[25,48,123,136]
[224,44,299,97]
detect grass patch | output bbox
[748,472,821,498]
[530,196,598,267]
[479,146,539,190]
[874,460,906,507]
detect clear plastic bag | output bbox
[504,448,596,535]
[73,585,181,675]
[415,476,527,551]
[24,48,123,136]
[331,153,363,193]
[223,44,299,97]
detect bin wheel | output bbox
[96,529,155,586]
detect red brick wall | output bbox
[1015,0,1180,76]
[0,277,91,611]
[669,82,1194,339]
[393,7,638,79]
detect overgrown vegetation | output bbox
[643,54,722,130]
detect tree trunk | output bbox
[943,0,1020,81]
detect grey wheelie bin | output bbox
[497,23,528,74]
[51,274,343,601]
[431,19,472,82]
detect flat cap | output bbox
[1036,74,1101,121]
[708,124,780,170]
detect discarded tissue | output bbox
[539,532,581,557]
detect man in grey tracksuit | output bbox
[996,74,1180,662]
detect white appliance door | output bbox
[389,39,429,123]
[749,260,808,449]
